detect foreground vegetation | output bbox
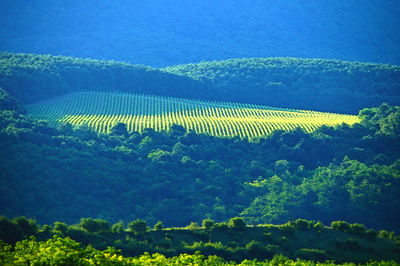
[1,216,399,264]
[26,91,359,138]
[3,237,397,266]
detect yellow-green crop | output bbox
[26,91,360,138]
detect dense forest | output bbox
[1,1,400,66]
[1,53,399,113]
[1,87,399,231]
[164,58,400,113]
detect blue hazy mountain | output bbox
[1,0,399,67]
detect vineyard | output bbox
[26,91,360,138]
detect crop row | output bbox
[26,91,360,138]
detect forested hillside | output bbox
[1,1,399,66]
[1,89,399,231]
[164,58,400,113]
[0,52,203,104]
[1,53,399,113]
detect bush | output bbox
[330,221,350,232]
[128,219,147,236]
[202,219,215,230]
[186,222,200,230]
[349,223,366,236]
[12,217,38,238]
[111,221,124,234]
[53,222,68,235]
[154,221,163,231]
[288,219,312,230]
[79,218,110,234]
[228,217,246,231]
[213,222,228,231]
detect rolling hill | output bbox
[1,53,399,114]
[163,58,400,113]
[26,91,359,139]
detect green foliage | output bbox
[186,222,200,230]
[111,122,128,137]
[0,103,399,231]
[164,58,400,113]
[154,221,163,231]
[0,88,23,113]
[128,219,147,236]
[287,219,314,230]
[228,217,246,231]
[331,221,351,233]
[111,221,125,234]
[79,218,110,234]
[0,52,204,105]
[202,219,215,230]
[0,217,400,264]
[1,52,399,115]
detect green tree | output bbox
[128,219,147,235]
[202,219,215,230]
[228,217,246,230]
[111,122,128,136]
[111,221,124,234]
[154,221,163,231]
[78,218,110,234]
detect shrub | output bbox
[186,222,200,230]
[330,221,350,232]
[202,219,215,230]
[53,222,68,235]
[213,222,228,231]
[79,218,110,234]
[349,223,366,236]
[288,219,312,230]
[228,217,246,231]
[111,221,124,234]
[313,221,324,230]
[154,221,163,231]
[128,219,147,236]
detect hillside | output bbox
[1,53,400,114]
[0,52,204,104]
[163,58,400,113]
[1,87,399,230]
[1,1,400,66]
[26,91,359,139]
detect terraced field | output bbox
[26,91,360,138]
